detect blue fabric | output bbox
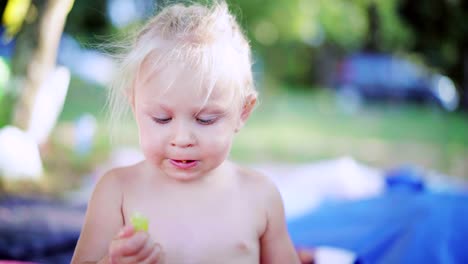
[287,188,468,264]
[0,27,15,59]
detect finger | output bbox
[121,242,161,264]
[108,226,137,262]
[109,238,132,264]
[114,231,149,257]
[117,225,135,239]
[124,231,149,256]
[134,239,156,262]
[109,239,126,263]
[143,243,163,264]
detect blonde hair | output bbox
[107,0,256,134]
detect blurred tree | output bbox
[364,2,379,52]
[398,0,468,108]
[27,0,415,89]
[9,0,449,97]
[11,0,74,130]
[228,0,412,87]
[64,0,109,44]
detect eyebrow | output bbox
[197,105,227,114]
[152,103,227,116]
[158,104,173,113]
[144,103,172,115]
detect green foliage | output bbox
[315,0,368,50]
[0,58,13,128]
[0,93,15,128]
[61,0,466,93]
[64,0,110,45]
[376,0,413,51]
[224,0,415,85]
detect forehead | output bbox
[135,60,237,109]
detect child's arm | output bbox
[72,170,163,264]
[260,181,301,264]
[71,170,124,263]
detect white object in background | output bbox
[255,156,385,220]
[27,66,70,145]
[74,113,97,156]
[314,247,357,264]
[58,35,115,86]
[0,126,43,180]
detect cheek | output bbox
[140,134,162,155]
[198,126,235,154]
[137,119,165,158]
[139,133,161,159]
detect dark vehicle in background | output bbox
[334,53,459,111]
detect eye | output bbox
[152,117,172,124]
[196,117,216,125]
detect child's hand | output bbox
[108,225,163,264]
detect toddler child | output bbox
[72,1,299,263]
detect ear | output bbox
[236,93,257,132]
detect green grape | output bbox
[131,212,149,232]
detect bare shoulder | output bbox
[97,161,146,191]
[234,163,277,189]
[232,163,281,205]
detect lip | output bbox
[169,159,199,170]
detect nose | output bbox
[170,121,195,148]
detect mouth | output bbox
[169,159,199,169]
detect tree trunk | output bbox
[12,0,73,130]
[364,1,379,52]
[462,49,468,109]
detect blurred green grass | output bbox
[60,77,108,121]
[55,79,468,181]
[233,87,467,177]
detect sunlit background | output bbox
[0,0,467,263]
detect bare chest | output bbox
[155,215,259,263]
[125,192,263,264]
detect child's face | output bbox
[132,63,245,181]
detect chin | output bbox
[165,169,206,182]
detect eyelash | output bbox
[152,117,171,124]
[196,118,216,125]
[152,117,217,125]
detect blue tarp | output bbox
[288,178,468,264]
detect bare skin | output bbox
[71,160,299,264]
